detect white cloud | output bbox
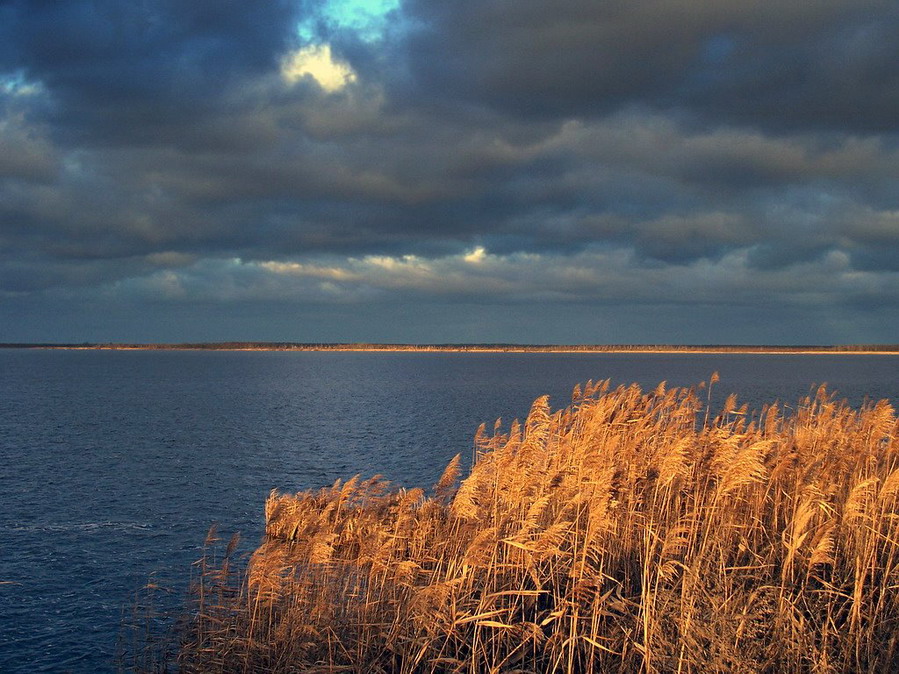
[463,246,487,263]
[97,245,899,313]
[259,260,358,281]
[281,44,357,92]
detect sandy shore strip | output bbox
[4,343,899,355]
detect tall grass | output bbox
[173,378,899,672]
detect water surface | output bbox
[1,350,897,671]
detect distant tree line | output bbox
[2,342,898,352]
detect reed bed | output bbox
[173,378,899,673]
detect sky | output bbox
[1,0,898,344]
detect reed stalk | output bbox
[166,379,898,673]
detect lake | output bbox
[1,349,897,672]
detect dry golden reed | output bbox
[173,378,899,673]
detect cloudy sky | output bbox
[1,0,898,344]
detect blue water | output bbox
[1,350,897,672]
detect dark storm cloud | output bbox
[402,0,899,132]
[0,0,299,143]
[2,0,899,343]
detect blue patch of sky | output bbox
[1,70,43,96]
[297,0,401,44]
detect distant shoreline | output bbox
[2,343,899,355]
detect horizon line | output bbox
[3,342,899,353]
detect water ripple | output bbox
[1,349,897,672]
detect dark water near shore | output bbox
[1,350,897,672]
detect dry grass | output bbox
[170,378,899,673]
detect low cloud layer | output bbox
[1,0,898,343]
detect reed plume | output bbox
[168,378,899,673]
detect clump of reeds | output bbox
[174,378,899,673]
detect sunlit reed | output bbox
[167,377,898,672]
